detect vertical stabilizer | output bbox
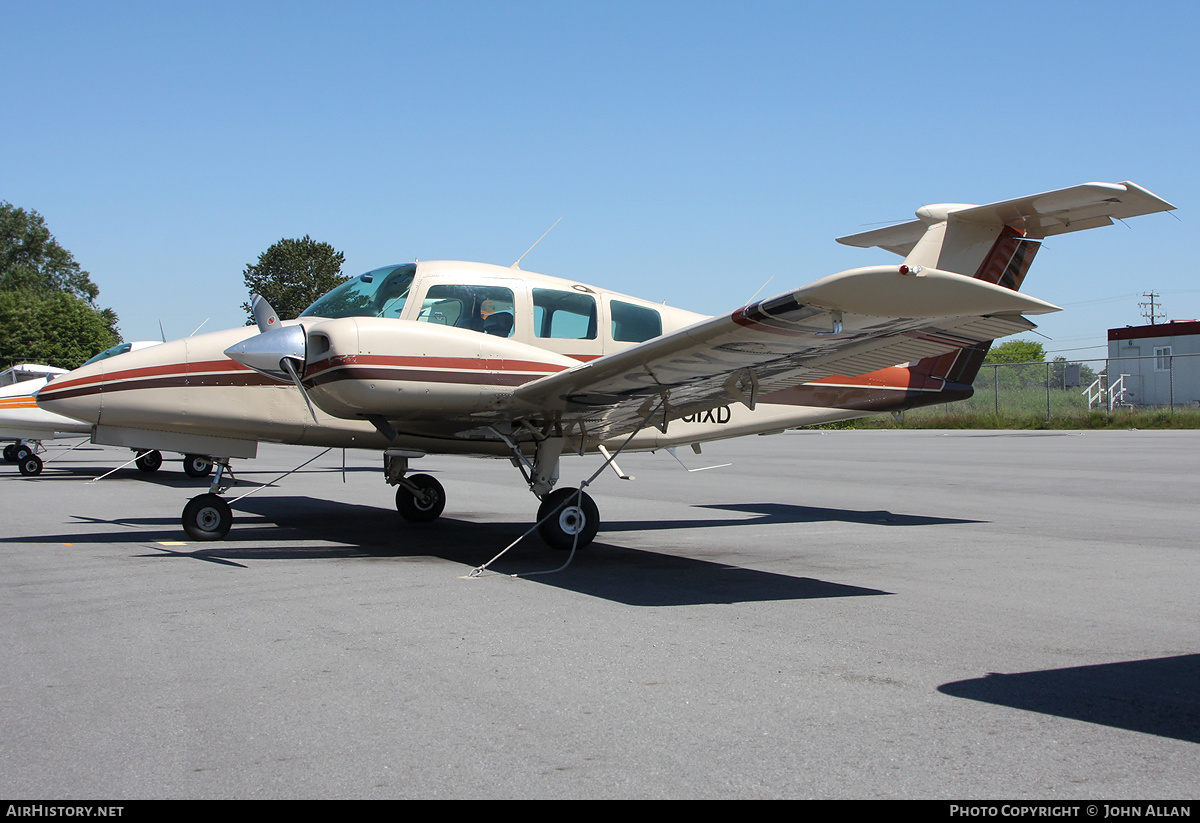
[834,181,1174,397]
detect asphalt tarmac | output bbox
[2,430,1197,799]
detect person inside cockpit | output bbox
[480,298,514,337]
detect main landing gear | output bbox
[535,486,599,551]
[385,444,600,550]
[132,450,213,478]
[491,431,601,551]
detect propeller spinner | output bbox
[224,323,307,384]
[225,295,319,422]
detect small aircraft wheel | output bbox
[395,474,446,522]
[135,449,163,473]
[182,494,232,541]
[3,443,16,462]
[183,454,213,478]
[13,444,33,462]
[17,454,43,476]
[536,487,599,551]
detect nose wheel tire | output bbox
[182,494,233,541]
[183,454,213,478]
[18,454,43,476]
[395,474,446,522]
[536,487,599,551]
[135,449,163,473]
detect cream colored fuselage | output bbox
[37,261,875,461]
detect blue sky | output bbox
[4,1,1194,360]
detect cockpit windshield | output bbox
[82,343,137,367]
[300,263,417,320]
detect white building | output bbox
[1107,321,1200,408]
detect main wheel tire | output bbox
[536,487,599,550]
[17,454,43,476]
[182,494,232,541]
[395,474,446,522]
[3,443,16,462]
[135,450,163,473]
[183,454,213,478]
[13,444,32,462]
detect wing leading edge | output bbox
[513,265,1058,440]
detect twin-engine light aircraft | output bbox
[38,182,1174,548]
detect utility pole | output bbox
[1139,291,1165,325]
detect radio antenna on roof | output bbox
[512,217,562,269]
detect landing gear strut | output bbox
[490,427,603,551]
[384,451,447,523]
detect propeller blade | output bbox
[251,294,280,333]
[282,357,320,424]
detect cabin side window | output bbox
[533,289,597,340]
[415,285,516,337]
[611,300,662,343]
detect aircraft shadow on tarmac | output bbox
[604,501,982,532]
[939,654,1200,744]
[0,493,993,605]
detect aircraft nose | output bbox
[224,324,307,383]
[35,372,102,424]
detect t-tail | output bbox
[835,181,1175,408]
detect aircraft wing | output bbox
[512,264,1058,440]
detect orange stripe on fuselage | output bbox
[808,365,945,392]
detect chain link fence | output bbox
[901,352,1200,424]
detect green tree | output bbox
[241,236,347,323]
[979,338,1046,391]
[0,290,120,368]
[984,339,1045,365]
[0,202,121,368]
[0,203,103,302]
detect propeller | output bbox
[224,296,319,423]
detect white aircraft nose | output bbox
[224,324,307,383]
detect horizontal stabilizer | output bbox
[837,181,1175,258]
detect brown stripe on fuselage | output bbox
[305,365,548,389]
[34,369,279,402]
